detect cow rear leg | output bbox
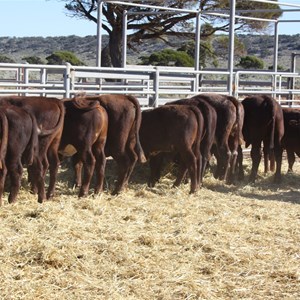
[0,166,7,206]
[213,144,231,182]
[148,154,164,188]
[237,145,244,181]
[112,157,129,195]
[287,150,295,173]
[46,145,61,199]
[124,146,139,187]
[249,145,261,182]
[78,149,96,197]
[7,161,23,204]
[27,165,38,194]
[273,147,283,183]
[179,150,198,193]
[31,158,46,203]
[173,162,188,188]
[93,143,107,195]
[72,154,83,188]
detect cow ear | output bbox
[289,120,300,127]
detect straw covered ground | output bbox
[0,156,299,300]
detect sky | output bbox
[0,0,299,38]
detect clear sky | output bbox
[0,0,299,38]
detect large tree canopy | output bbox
[59,0,282,67]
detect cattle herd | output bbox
[0,93,298,205]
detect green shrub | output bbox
[0,55,15,63]
[46,51,85,65]
[22,56,45,64]
[140,49,194,67]
[238,55,264,69]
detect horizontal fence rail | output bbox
[0,62,300,106]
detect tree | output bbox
[46,51,85,65]
[60,0,282,67]
[22,56,45,64]
[237,55,264,69]
[140,49,194,67]
[0,55,15,63]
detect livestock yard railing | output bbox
[0,62,300,107]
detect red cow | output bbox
[192,93,244,183]
[140,105,204,193]
[281,107,300,172]
[59,98,108,197]
[74,94,146,194]
[239,95,284,182]
[0,106,40,205]
[166,96,217,182]
[0,96,65,203]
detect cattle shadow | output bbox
[49,157,300,205]
[204,170,300,205]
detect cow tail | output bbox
[262,96,275,150]
[229,96,244,145]
[24,112,39,166]
[128,95,147,163]
[189,106,203,186]
[270,100,276,150]
[0,110,8,170]
[190,106,203,153]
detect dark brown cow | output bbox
[59,98,108,197]
[238,95,284,183]
[73,94,146,194]
[140,105,204,193]
[0,96,65,202]
[281,107,300,172]
[166,96,217,182]
[0,106,40,205]
[191,93,244,183]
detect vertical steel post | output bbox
[154,67,160,107]
[228,0,236,96]
[122,10,128,68]
[290,52,297,104]
[272,21,279,98]
[96,0,104,67]
[273,21,279,73]
[194,10,201,93]
[64,62,71,98]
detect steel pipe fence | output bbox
[0,62,300,106]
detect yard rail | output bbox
[0,62,300,107]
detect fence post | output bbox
[153,67,160,107]
[228,0,236,96]
[64,62,71,98]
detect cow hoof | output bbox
[46,192,54,200]
[78,190,88,198]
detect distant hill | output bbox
[0,34,299,71]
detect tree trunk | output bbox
[101,45,112,67]
[109,27,123,68]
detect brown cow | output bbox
[0,96,65,202]
[166,96,217,182]
[73,94,146,194]
[238,95,284,183]
[281,107,300,172]
[59,98,108,197]
[0,106,40,205]
[140,105,204,193]
[191,93,244,183]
